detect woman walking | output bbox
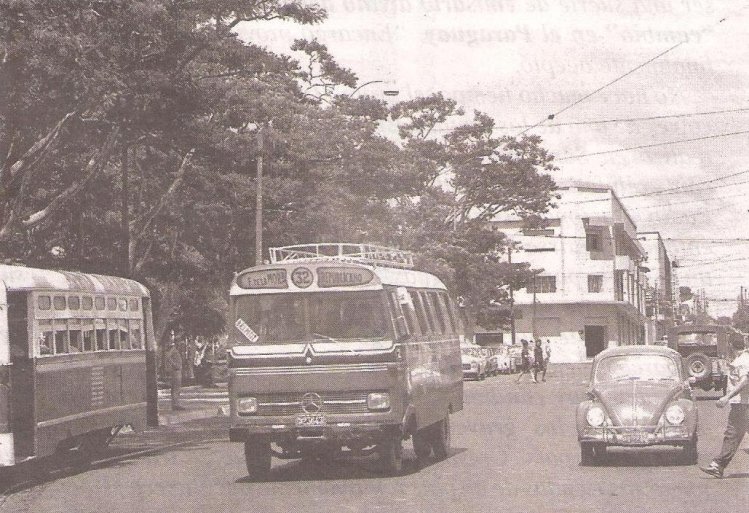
[516,340,535,384]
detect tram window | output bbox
[69,320,82,352]
[95,296,105,310]
[83,323,95,351]
[68,296,80,310]
[130,320,143,349]
[96,326,107,351]
[410,291,430,335]
[53,296,66,310]
[427,292,447,334]
[82,296,93,310]
[119,319,131,349]
[129,298,139,311]
[38,295,51,310]
[119,298,128,311]
[54,328,68,354]
[107,297,117,310]
[39,321,54,355]
[108,326,119,350]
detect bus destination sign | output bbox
[236,269,288,289]
[317,267,375,288]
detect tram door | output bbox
[8,293,35,459]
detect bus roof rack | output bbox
[269,243,414,269]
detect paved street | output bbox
[2,364,747,513]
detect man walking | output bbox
[533,339,545,383]
[165,340,186,411]
[541,339,552,382]
[516,340,534,384]
[699,347,749,478]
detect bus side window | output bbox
[386,290,408,339]
[119,319,131,349]
[427,291,447,334]
[410,291,431,335]
[438,292,455,334]
[108,320,120,350]
[39,321,54,355]
[417,291,437,334]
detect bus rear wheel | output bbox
[244,439,272,481]
[430,415,451,460]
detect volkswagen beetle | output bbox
[576,345,698,465]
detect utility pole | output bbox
[508,246,516,345]
[255,127,264,266]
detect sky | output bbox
[236,0,749,317]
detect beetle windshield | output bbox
[234,291,391,343]
[595,355,680,383]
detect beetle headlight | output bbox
[236,397,258,415]
[367,392,390,411]
[586,406,605,427]
[665,404,685,425]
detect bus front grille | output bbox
[255,392,373,416]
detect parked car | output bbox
[492,345,516,374]
[576,346,698,466]
[461,344,487,380]
[482,347,499,376]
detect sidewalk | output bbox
[157,382,229,426]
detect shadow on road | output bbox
[0,439,220,499]
[235,447,468,483]
[581,447,694,468]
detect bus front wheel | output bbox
[379,433,403,476]
[244,439,272,481]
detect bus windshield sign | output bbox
[236,269,288,289]
[317,267,374,288]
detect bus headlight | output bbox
[665,404,685,425]
[367,392,391,411]
[237,397,258,415]
[586,406,605,427]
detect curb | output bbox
[158,406,226,426]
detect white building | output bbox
[489,182,648,363]
[638,231,674,342]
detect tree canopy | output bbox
[0,0,558,342]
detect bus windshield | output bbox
[235,291,391,343]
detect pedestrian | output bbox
[533,339,545,383]
[515,340,534,384]
[165,340,186,411]
[541,339,552,382]
[699,347,749,478]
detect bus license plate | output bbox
[296,414,326,427]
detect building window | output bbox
[528,276,556,293]
[525,248,555,253]
[588,275,603,293]
[586,232,602,251]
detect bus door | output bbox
[7,292,35,459]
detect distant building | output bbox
[489,182,648,363]
[638,231,674,342]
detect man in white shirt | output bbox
[699,349,749,478]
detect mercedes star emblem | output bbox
[301,392,323,414]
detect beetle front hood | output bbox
[592,381,684,427]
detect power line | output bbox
[494,107,749,130]
[556,129,749,161]
[516,41,685,137]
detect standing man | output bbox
[165,338,186,411]
[541,339,552,382]
[699,347,749,478]
[532,339,545,384]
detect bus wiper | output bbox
[313,333,337,342]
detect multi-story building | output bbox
[489,182,648,363]
[638,231,674,342]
